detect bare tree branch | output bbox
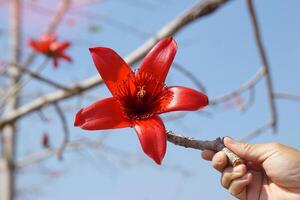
[17,137,107,169]
[209,67,265,105]
[247,0,277,131]
[0,59,49,107]
[173,62,206,92]
[274,92,300,102]
[12,62,69,91]
[53,103,69,160]
[239,120,273,142]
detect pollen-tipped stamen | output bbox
[115,72,173,120]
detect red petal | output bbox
[162,86,209,113]
[74,97,131,130]
[60,53,72,62]
[52,41,71,52]
[134,116,167,164]
[89,47,135,96]
[27,39,49,53]
[137,37,177,83]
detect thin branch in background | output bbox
[274,92,300,102]
[209,67,265,106]
[0,0,230,129]
[172,62,206,92]
[0,58,49,108]
[239,120,273,142]
[36,109,51,123]
[53,103,69,160]
[17,137,107,169]
[5,62,70,91]
[240,86,255,113]
[247,0,277,132]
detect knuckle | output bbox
[242,143,253,153]
[221,167,233,188]
[228,183,243,197]
[234,164,247,177]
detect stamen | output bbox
[115,72,173,120]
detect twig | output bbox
[173,62,206,92]
[167,131,224,151]
[17,137,106,168]
[53,103,69,160]
[0,0,230,128]
[12,62,70,90]
[247,0,277,131]
[167,131,242,166]
[209,67,265,105]
[240,87,255,113]
[239,120,273,142]
[274,92,300,102]
[0,58,49,107]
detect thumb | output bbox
[224,137,275,162]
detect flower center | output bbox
[115,72,173,120]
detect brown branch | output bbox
[167,131,224,151]
[167,131,242,166]
[0,0,230,128]
[247,0,277,131]
[53,103,69,160]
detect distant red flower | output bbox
[28,34,72,68]
[74,38,208,164]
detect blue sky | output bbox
[1,0,300,199]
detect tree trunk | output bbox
[1,0,22,200]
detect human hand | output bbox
[202,137,300,200]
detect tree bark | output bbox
[1,0,22,200]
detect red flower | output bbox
[28,34,72,68]
[74,38,208,164]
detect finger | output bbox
[212,151,228,172]
[247,170,263,200]
[228,172,252,200]
[201,150,215,161]
[223,137,276,162]
[221,164,247,189]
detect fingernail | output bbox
[224,137,234,145]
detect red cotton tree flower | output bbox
[74,37,209,164]
[28,34,72,68]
